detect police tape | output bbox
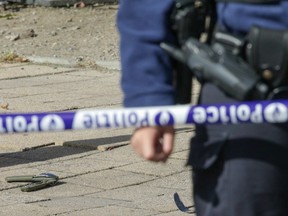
[1,100,288,134]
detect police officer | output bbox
[117,0,288,215]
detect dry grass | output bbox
[0,52,29,63]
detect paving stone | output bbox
[0,189,48,206]
[95,184,178,202]
[26,181,102,198]
[170,150,190,160]
[34,157,131,174]
[156,209,196,216]
[37,195,127,213]
[68,169,156,190]
[143,169,192,191]
[92,185,183,213]
[0,203,50,216]
[0,64,74,80]
[130,192,181,213]
[59,205,157,216]
[116,158,189,177]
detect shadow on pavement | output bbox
[0,127,193,168]
[0,134,132,168]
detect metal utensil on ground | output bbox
[5,172,59,192]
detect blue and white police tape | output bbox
[0,100,288,134]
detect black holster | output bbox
[213,26,288,99]
[246,26,288,89]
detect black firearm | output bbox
[171,0,216,104]
[161,38,270,101]
[171,0,206,104]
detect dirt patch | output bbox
[0,3,119,65]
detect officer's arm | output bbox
[117,1,177,162]
[117,0,176,107]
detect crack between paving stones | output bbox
[0,185,23,191]
[42,204,130,216]
[0,69,79,81]
[76,169,187,193]
[24,198,52,204]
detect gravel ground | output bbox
[0,3,119,64]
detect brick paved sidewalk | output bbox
[0,62,195,216]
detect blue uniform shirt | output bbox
[117,0,288,107]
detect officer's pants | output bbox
[190,83,288,216]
